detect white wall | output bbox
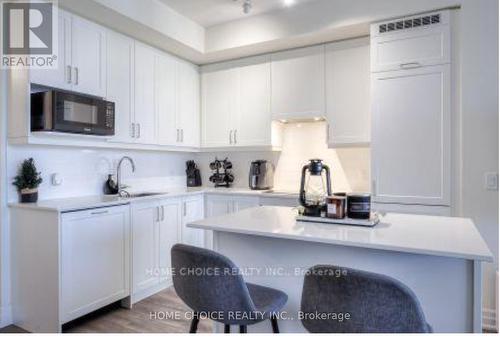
[459,0,499,315]
[206,0,461,52]
[6,146,194,202]
[197,122,370,193]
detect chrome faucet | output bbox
[117,156,136,197]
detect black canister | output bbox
[346,194,371,219]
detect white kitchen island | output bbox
[188,206,493,333]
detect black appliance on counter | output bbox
[31,86,115,136]
[209,158,234,188]
[249,160,274,190]
[186,160,202,187]
[299,159,332,217]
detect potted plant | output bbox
[13,158,43,203]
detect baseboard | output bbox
[0,305,13,328]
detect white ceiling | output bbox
[159,0,314,27]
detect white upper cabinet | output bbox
[134,43,157,145]
[371,11,450,72]
[201,65,238,147]
[326,38,370,147]
[175,60,200,147]
[271,45,325,120]
[31,10,106,97]
[234,56,272,147]
[30,11,71,90]
[156,53,177,146]
[70,16,106,97]
[371,64,451,206]
[106,31,134,143]
[201,55,276,148]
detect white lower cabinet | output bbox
[205,194,260,216]
[61,206,130,323]
[131,201,161,296]
[131,195,204,302]
[180,196,205,248]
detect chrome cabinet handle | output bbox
[176,129,179,142]
[157,206,160,222]
[74,67,79,85]
[400,62,422,69]
[181,129,184,143]
[137,123,141,138]
[67,65,72,84]
[131,123,135,138]
[229,130,233,144]
[234,129,237,144]
[372,179,377,196]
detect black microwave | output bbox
[31,88,115,136]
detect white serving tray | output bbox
[296,212,380,227]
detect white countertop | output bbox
[8,188,298,212]
[188,206,494,262]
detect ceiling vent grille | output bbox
[379,14,440,33]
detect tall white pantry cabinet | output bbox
[370,10,452,213]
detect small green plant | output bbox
[13,158,43,192]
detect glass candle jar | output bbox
[326,196,346,219]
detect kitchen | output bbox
[0,0,498,334]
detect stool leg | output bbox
[239,325,247,333]
[224,324,231,333]
[270,315,279,333]
[189,313,199,333]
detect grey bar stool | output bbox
[300,265,432,333]
[171,244,287,333]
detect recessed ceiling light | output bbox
[284,0,295,6]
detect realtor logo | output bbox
[1,0,58,69]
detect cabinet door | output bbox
[181,196,205,248]
[271,45,325,119]
[205,195,232,217]
[156,53,177,146]
[61,206,129,323]
[158,199,181,283]
[326,38,370,146]
[134,43,157,145]
[132,201,160,293]
[233,196,260,212]
[71,15,106,97]
[371,64,450,206]
[201,66,237,147]
[370,12,450,72]
[177,61,200,147]
[106,32,134,143]
[234,56,272,147]
[30,11,71,90]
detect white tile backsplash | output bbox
[7,122,370,201]
[198,121,370,193]
[7,145,193,202]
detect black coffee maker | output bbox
[299,159,332,217]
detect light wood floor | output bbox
[62,287,212,333]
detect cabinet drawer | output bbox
[371,11,450,72]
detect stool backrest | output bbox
[300,265,430,333]
[171,244,255,317]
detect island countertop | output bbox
[188,206,493,262]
